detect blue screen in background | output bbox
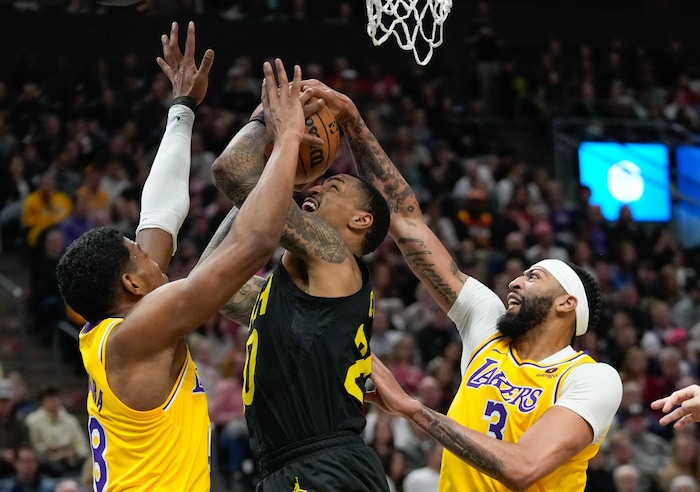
[578,142,671,222]
[674,146,700,248]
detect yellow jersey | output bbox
[80,318,211,491]
[440,334,600,492]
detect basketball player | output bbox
[201,78,391,491]
[653,384,700,429]
[304,79,623,491]
[55,18,307,489]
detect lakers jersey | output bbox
[80,318,210,491]
[243,259,374,459]
[440,334,600,492]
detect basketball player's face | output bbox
[301,174,361,229]
[124,239,169,292]
[498,267,559,339]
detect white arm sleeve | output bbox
[136,104,195,254]
[555,362,623,444]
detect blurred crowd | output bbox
[0,2,700,492]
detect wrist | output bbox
[274,131,304,148]
[336,94,357,119]
[171,96,197,111]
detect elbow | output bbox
[211,158,226,191]
[499,463,541,491]
[251,233,279,260]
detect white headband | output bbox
[533,259,590,336]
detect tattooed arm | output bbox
[211,118,350,266]
[190,206,265,325]
[366,355,594,491]
[302,79,467,313]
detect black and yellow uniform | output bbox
[243,259,389,492]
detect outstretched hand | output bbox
[157,21,214,105]
[366,353,418,419]
[249,84,325,148]
[302,79,354,119]
[261,59,306,147]
[651,384,700,429]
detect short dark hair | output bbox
[566,261,603,335]
[355,177,390,256]
[56,227,131,324]
[37,385,60,402]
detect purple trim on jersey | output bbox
[467,334,506,367]
[163,357,189,411]
[507,345,589,369]
[552,358,591,404]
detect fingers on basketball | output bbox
[296,98,340,186]
[255,97,340,186]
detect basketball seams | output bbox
[253,99,338,186]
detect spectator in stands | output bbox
[403,440,442,492]
[670,475,699,492]
[525,219,569,264]
[641,301,679,359]
[414,308,459,367]
[25,387,89,478]
[621,402,671,485]
[656,432,700,492]
[0,379,30,480]
[58,195,93,249]
[609,204,647,251]
[27,226,66,344]
[0,155,30,251]
[209,351,250,491]
[386,334,424,396]
[53,479,82,492]
[21,172,71,250]
[585,449,616,492]
[583,203,610,257]
[612,463,642,492]
[46,144,82,198]
[6,372,34,421]
[74,164,108,223]
[673,275,700,331]
[0,445,56,492]
[370,306,402,360]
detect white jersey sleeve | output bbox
[555,362,623,444]
[447,277,506,374]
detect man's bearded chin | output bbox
[497,294,554,340]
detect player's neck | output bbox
[511,323,572,362]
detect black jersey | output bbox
[243,257,375,460]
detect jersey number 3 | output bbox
[482,400,507,440]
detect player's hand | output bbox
[157,21,215,105]
[261,59,306,146]
[302,79,355,119]
[652,384,700,429]
[249,89,325,148]
[366,353,417,419]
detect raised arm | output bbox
[303,80,467,313]
[121,59,305,352]
[211,97,351,266]
[193,205,267,326]
[135,21,214,271]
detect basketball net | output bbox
[366,0,452,66]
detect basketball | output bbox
[251,97,341,187]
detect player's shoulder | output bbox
[570,360,622,391]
